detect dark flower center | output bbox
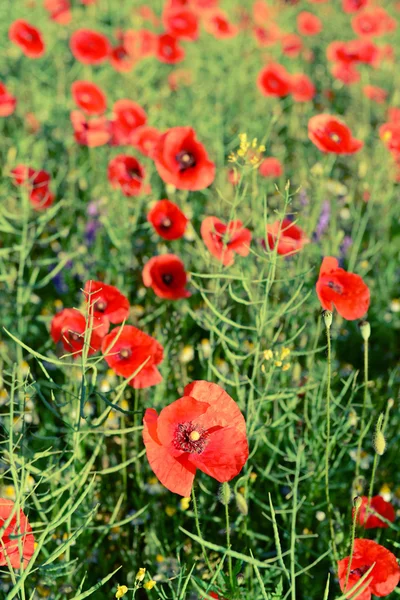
[327,280,343,294]
[161,273,174,285]
[350,565,371,578]
[68,330,82,342]
[95,299,107,312]
[118,347,132,360]
[176,151,196,171]
[127,166,142,181]
[173,421,208,453]
[160,217,172,229]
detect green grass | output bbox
[1,0,400,598]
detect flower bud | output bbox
[353,496,363,510]
[374,431,386,456]
[135,568,146,582]
[359,320,371,341]
[219,482,232,506]
[235,492,248,516]
[322,310,332,329]
[237,573,245,586]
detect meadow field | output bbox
[1,0,400,598]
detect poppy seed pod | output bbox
[322,310,333,329]
[359,320,371,341]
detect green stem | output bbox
[355,337,369,482]
[344,499,361,592]
[223,482,233,590]
[191,486,213,575]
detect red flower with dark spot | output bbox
[131,126,162,158]
[253,24,281,47]
[316,257,370,320]
[201,216,252,266]
[163,8,199,41]
[9,20,45,58]
[355,496,396,529]
[110,44,135,72]
[338,539,400,600]
[143,254,191,299]
[111,99,147,145]
[156,33,185,64]
[84,280,130,325]
[308,114,363,154]
[143,380,249,496]
[203,10,239,39]
[266,219,309,255]
[11,164,55,211]
[342,0,368,13]
[297,11,322,36]
[71,81,107,115]
[102,325,164,389]
[51,308,105,356]
[259,157,283,178]
[0,82,17,117]
[154,126,215,191]
[257,63,292,98]
[281,34,303,58]
[70,29,111,65]
[290,73,315,102]
[352,8,396,38]
[108,154,149,197]
[70,110,111,147]
[147,200,188,240]
[44,0,71,25]
[0,499,35,569]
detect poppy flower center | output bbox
[161,273,174,285]
[127,166,142,180]
[329,132,341,143]
[326,280,343,294]
[176,151,196,171]
[173,421,208,453]
[160,217,172,229]
[95,299,107,312]
[350,564,371,578]
[68,330,81,342]
[118,347,132,360]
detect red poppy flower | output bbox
[266,219,309,255]
[70,110,111,147]
[253,25,281,47]
[331,61,360,85]
[0,82,17,117]
[71,81,107,115]
[253,0,277,25]
[163,8,199,41]
[143,380,249,496]
[281,34,303,58]
[51,308,105,356]
[327,39,379,66]
[201,216,252,267]
[257,63,292,98]
[102,325,163,389]
[352,8,396,38]
[290,73,315,102]
[388,107,400,123]
[84,280,130,325]
[154,126,215,191]
[259,157,283,178]
[355,496,396,529]
[297,11,322,36]
[363,85,387,104]
[108,154,148,197]
[203,10,239,39]
[308,114,363,154]
[9,20,45,58]
[131,126,162,158]
[380,122,400,153]
[110,45,135,72]
[342,0,368,13]
[124,29,157,60]
[111,99,147,145]
[156,33,185,64]
[147,200,188,240]
[143,254,191,299]
[316,257,370,320]
[338,539,400,600]
[44,0,71,25]
[70,29,111,65]
[0,499,35,569]
[11,164,55,211]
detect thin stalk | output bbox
[355,335,369,481]
[191,486,213,575]
[223,482,233,590]
[344,498,362,592]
